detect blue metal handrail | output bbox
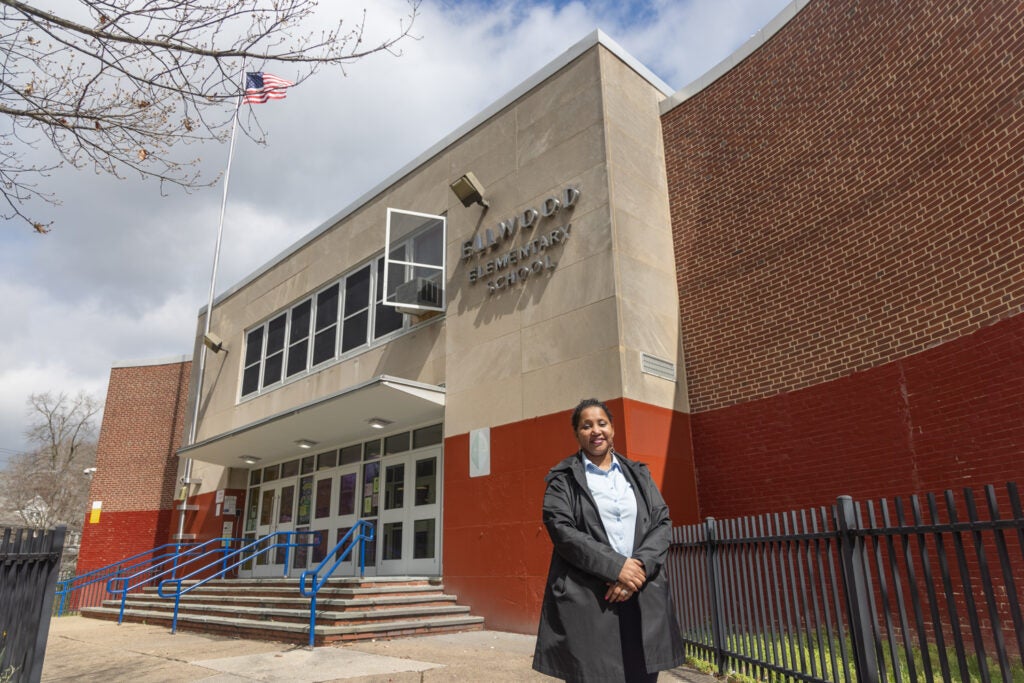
[106,536,248,623]
[158,530,320,634]
[54,541,206,615]
[298,520,375,647]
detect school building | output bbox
[79,0,1024,633]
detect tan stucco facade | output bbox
[182,35,687,485]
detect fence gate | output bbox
[0,526,66,683]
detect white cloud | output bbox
[0,0,792,454]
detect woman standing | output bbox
[533,398,686,682]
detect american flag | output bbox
[243,72,294,104]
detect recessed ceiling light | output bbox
[295,439,317,449]
[367,417,393,429]
[239,455,261,465]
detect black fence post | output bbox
[836,496,879,683]
[704,516,727,675]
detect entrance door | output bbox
[253,477,297,577]
[379,447,441,575]
[309,463,362,575]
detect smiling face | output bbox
[575,405,615,461]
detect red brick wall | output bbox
[692,314,1024,519]
[78,360,191,574]
[443,398,698,633]
[661,0,1024,515]
[663,0,1024,412]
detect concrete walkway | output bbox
[42,616,720,682]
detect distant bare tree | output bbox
[0,391,100,531]
[0,0,420,232]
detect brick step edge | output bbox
[125,594,458,609]
[141,585,445,598]
[81,606,485,641]
[100,601,473,623]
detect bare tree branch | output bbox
[0,391,100,533]
[0,0,421,232]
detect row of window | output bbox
[246,424,443,487]
[240,214,445,399]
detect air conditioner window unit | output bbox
[394,276,442,311]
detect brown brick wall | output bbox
[88,359,191,512]
[662,0,1024,412]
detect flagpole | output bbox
[178,73,245,542]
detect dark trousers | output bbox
[619,598,658,683]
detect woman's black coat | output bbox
[532,451,686,681]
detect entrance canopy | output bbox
[178,375,445,468]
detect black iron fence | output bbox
[0,526,66,683]
[667,483,1024,683]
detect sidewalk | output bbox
[42,616,720,682]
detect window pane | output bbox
[341,310,368,352]
[245,328,264,365]
[245,488,259,532]
[317,450,337,470]
[413,220,444,266]
[363,440,381,460]
[338,445,361,465]
[281,459,300,478]
[413,519,435,559]
[312,328,336,365]
[293,526,310,570]
[312,529,328,563]
[385,432,410,455]
[415,458,437,506]
[335,527,353,561]
[249,469,262,487]
[286,339,308,377]
[263,464,280,483]
[384,464,405,510]
[338,472,357,516]
[316,285,339,330]
[315,478,332,519]
[278,485,295,525]
[413,424,443,448]
[361,461,380,518]
[266,314,287,353]
[242,364,261,396]
[259,489,275,526]
[339,311,368,352]
[297,476,313,525]
[344,266,370,316]
[290,300,311,344]
[375,301,404,338]
[383,522,403,561]
[301,456,315,475]
[262,351,283,387]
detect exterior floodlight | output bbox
[449,172,489,208]
[203,332,224,353]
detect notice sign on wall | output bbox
[89,500,102,524]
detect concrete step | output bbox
[81,605,485,644]
[125,591,457,612]
[102,598,473,626]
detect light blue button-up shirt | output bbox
[582,453,637,558]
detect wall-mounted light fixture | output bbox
[203,332,225,353]
[295,439,317,449]
[239,455,261,465]
[83,467,97,477]
[449,172,489,208]
[367,417,393,430]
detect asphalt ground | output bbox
[41,616,720,682]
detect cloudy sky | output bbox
[0,0,792,460]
